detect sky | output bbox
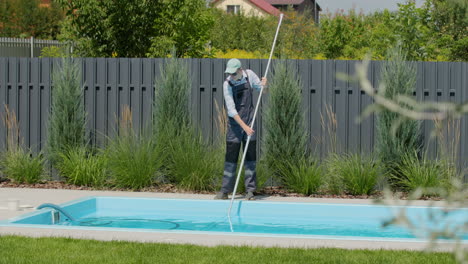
[317,0,426,14]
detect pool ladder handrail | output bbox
[36,203,76,222]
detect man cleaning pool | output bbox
[214,58,267,201]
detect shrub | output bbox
[57,147,107,187]
[394,152,455,196]
[47,57,86,165]
[147,0,214,58]
[209,9,275,54]
[277,157,323,195]
[153,56,191,138]
[40,46,67,58]
[152,55,223,192]
[0,105,44,184]
[376,46,421,187]
[326,153,381,196]
[106,107,165,190]
[213,49,269,59]
[166,128,223,192]
[263,60,307,184]
[0,149,44,184]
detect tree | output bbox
[47,58,86,164]
[0,0,63,39]
[0,0,16,36]
[147,0,214,58]
[57,0,160,57]
[57,0,214,58]
[425,0,467,41]
[276,10,319,59]
[263,60,307,183]
[424,0,468,61]
[392,1,435,61]
[209,9,276,55]
[375,47,422,187]
[318,9,374,60]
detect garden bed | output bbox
[0,178,442,201]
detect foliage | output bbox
[392,1,436,61]
[375,46,421,183]
[355,50,468,263]
[209,9,276,55]
[449,36,468,61]
[40,46,68,58]
[318,10,372,59]
[56,147,107,187]
[147,0,214,58]
[323,154,344,195]
[425,0,467,61]
[0,105,44,184]
[165,128,223,191]
[255,159,271,190]
[363,10,397,59]
[393,152,456,195]
[326,153,381,196]
[316,2,464,61]
[152,54,221,191]
[0,0,63,39]
[106,107,165,190]
[213,49,270,59]
[57,0,213,58]
[277,157,323,195]
[47,58,86,165]
[153,56,191,137]
[425,0,468,41]
[263,60,307,183]
[276,10,320,59]
[0,148,44,184]
[56,0,159,57]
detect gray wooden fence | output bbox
[0,58,467,170]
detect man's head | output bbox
[225,59,242,80]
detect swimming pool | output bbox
[2,196,467,242]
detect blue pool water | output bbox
[3,197,468,241]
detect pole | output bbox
[30,37,34,58]
[227,13,284,217]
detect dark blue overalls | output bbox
[220,72,257,194]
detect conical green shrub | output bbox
[376,46,421,187]
[47,57,86,165]
[263,60,307,184]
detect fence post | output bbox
[30,37,34,58]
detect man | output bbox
[214,58,267,200]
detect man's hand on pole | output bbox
[261,77,268,93]
[233,115,255,136]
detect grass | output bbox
[166,128,223,192]
[326,154,381,195]
[105,131,165,190]
[0,105,44,184]
[394,152,454,195]
[0,148,44,184]
[277,157,324,195]
[0,236,456,264]
[105,106,165,190]
[56,147,107,187]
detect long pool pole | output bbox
[228,13,284,217]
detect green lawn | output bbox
[0,235,456,264]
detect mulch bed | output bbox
[0,178,442,201]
